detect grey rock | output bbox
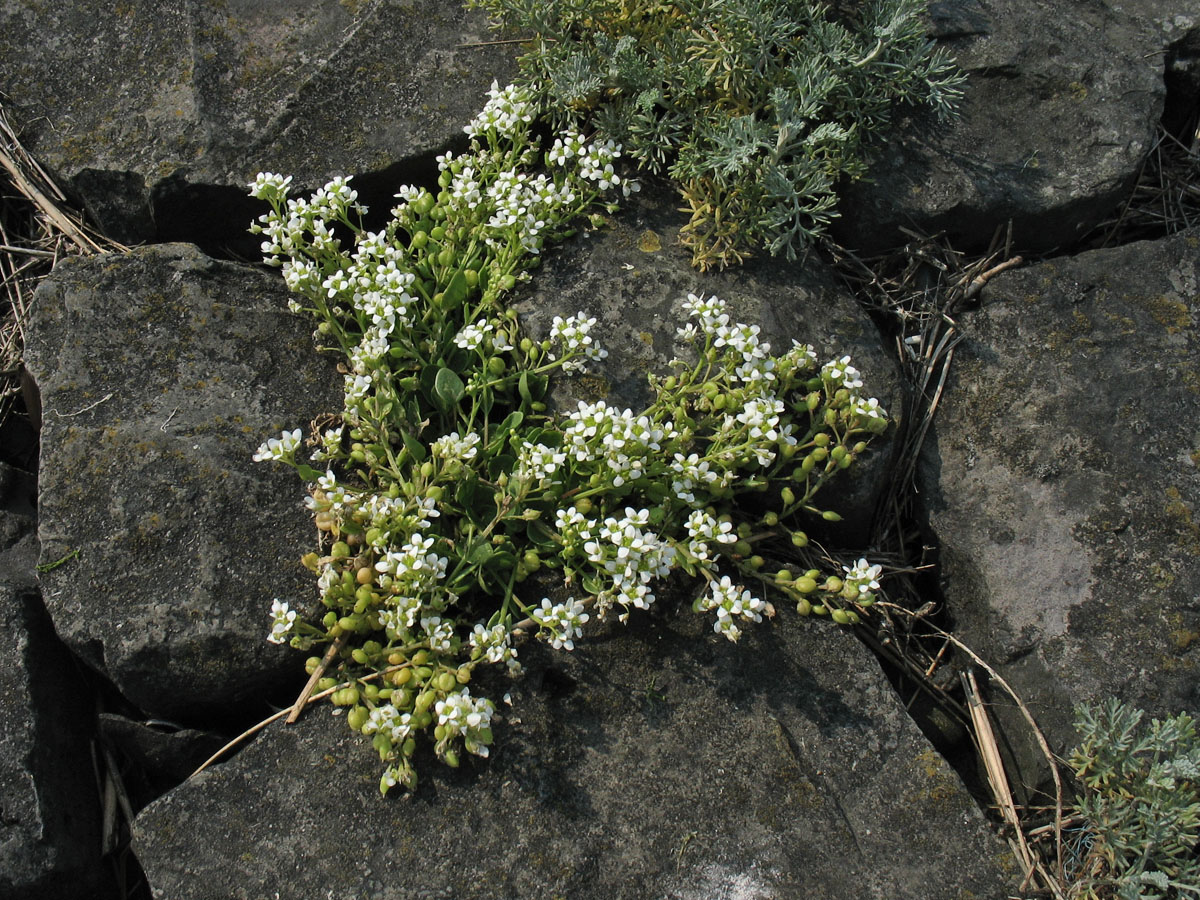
[834,0,1170,254]
[133,609,1015,900]
[0,582,112,900]
[0,0,516,243]
[517,181,905,548]
[24,244,340,722]
[919,228,1200,787]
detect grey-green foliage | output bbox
[466,0,963,268]
[1068,699,1200,900]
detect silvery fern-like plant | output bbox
[1067,699,1200,899]
[466,0,963,269]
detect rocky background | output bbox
[0,1,1197,898]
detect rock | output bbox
[24,243,341,723]
[0,579,112,900]
[516,180,905,548]
[133,607,1016,900]
[833,0,1171,254]
[0,0,516,245]
[918,228,1200,788]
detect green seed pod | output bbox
[854,441,868,454]
[436,672,457,693]
[749,555,765,570]
[351,648,370,666]
[317,676,338,692]
[412,650,430,666]
[763,511,779,527]
[363,684,380,701]
[347,706,368,732]
[437,248,455,268]
[794,576,818,594]
[430,225,446,241]
[410,230,429,250]
[393,666,413,686]
[304,656,322,675]
[821,510,842,522]
[812,604,828,616]
[845,611,861,625]
[499,274,516,290]
[796,598,812,616]
[434,724,447,742]
[824,576,843,592]
[791,530,809,548]
[831,608,851,625]
[427,485,443,502]
[456,666,472,685]
[780,486,796,506]
[520,337,534,353]
[444,749,460,768]
[465,269,480,288]
[824,409,838,427]
[811,446,828,462]
[414,691,435,714]
[415,666,434,682]
[487,356,506,376]
[322,611,338,629]
[801,454,817,474]
[806,392,821,412]
[575,498,593,515]
[330,541,351,559]
[775,569,793,583]
[522,550,541,572]
[733,540,752,557]
[831,445,847,462]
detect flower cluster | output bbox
[693,576,769,642]
[249,86,889,795]
[530,597,590,650]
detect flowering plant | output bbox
[250,83,889,794]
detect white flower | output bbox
[822,355,864,390]
[267,599,297,644]
[530,597,589,650]
[248,172,293,200]
[431,431,482,462]
[842,558,882,604]
[253,428,302,462]
[694,576,766,642]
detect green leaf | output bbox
[433,367,466,414]
[295,464,323,482]
[467,542,494,565]
[400,429,427,464]
[488,411,524,452]
[441,270,470,310]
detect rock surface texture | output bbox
[835,0,1176,253]
[24,245,341,722]
[920,229,1200,790]
[0,0,515,245]
[133,614,1012,900]
[2,0,1199,896]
